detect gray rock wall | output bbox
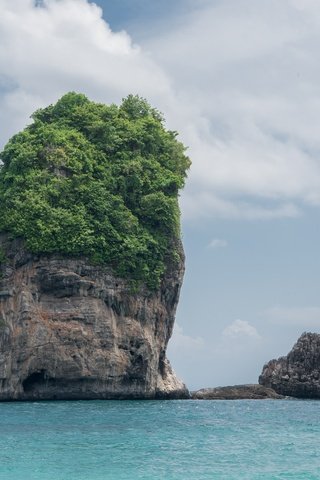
[259,332,320,398]
[0,235,188,400]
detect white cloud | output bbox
[222,319,261,340]
[181,191,301,220]
[145,0,320,218]
[169,323,204,351]
[208,238,227,249]
[263,306,320,328]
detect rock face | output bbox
[0,235,189,400]
[259,332,320,398]
[192,384,283,400]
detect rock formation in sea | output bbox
[0,93,190,400]
[191,384,283,400]
[259,332,320,398]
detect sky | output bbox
[1,0,320,390]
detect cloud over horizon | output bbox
[169,323,205,351]
[208,238,228,249]
[222,319,261,340]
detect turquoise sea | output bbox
[0,400,319,479]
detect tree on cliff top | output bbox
[0,92,190,289]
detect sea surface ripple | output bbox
[0,399,319,479]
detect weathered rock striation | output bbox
[259,332,320,398]
[0,235,189,400]
[192,384,283,400]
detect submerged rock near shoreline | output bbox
[0,235,189,400]
[259,332,320,398]
[192,384,283,400]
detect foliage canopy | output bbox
[0,93,190,289]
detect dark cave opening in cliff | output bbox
[22,370,48,392]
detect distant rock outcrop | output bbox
[192,384,283,400]
[0,235,189,400]
[259,332,320,398]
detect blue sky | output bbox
[89,0,189,30]
[1,0,320,389]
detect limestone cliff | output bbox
[0,235,189,400]
[259,332,320,398]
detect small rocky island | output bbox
[0,93,190,400]
[192,332,320,400]
[192,384,283,400]
[259,332,320,398]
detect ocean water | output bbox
[0,400,319,480]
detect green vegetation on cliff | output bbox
[0,93,190,288]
